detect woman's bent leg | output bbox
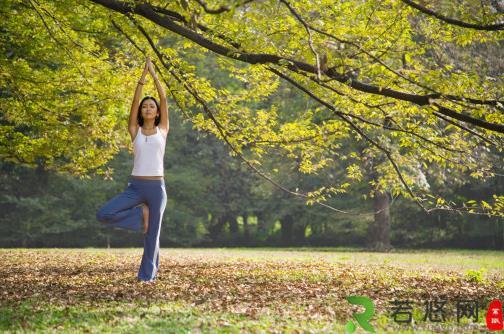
[138,185,167,281]
[96,184,144,232]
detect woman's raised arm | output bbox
[128,57,150,133]
[148,59,169,136]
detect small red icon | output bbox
[486,299,503,331]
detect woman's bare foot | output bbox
[142,204,149,234]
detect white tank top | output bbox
[131,126,166,176]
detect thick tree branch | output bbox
[432,102,503,136]
[151,5,242,49]
[401,0,504,31]
[89,0,504,134]
[431,109,498,147]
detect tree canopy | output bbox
[2,0,503,217]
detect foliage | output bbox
[1,0,503,220]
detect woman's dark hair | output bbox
[137,96,161,126]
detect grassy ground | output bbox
[0,247,502,333]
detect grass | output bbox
[1,299,349,334]
[0,247,502,333]
[179,247,504,275]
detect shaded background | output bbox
[1,103,502,250]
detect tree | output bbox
[2,0,503,222]
[1,0,142,177]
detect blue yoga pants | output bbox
[96,177,167,281]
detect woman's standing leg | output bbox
[96,182,145,232]
[137,182,167,281]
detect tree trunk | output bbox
[208,214,226,240]
[243,214,250,239]
[257,211,267,234]
[228,214,238,234]
[364,150,392,252]
[293,223,306,243]
[367,190,392,251]
[281,214,294,244]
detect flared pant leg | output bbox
[95,182,144,232]
[137,182,167,282]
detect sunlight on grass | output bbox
[1,248,501,333]
[148,247,504,276]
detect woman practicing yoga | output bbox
[96,55,169,282]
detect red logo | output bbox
[486,299,503,331]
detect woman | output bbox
[96,55,169,282]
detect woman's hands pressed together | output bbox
[147,56,158,81]
[138,55,150,85]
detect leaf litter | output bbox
[0,249,502,325]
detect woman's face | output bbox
[141,99,159,120]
